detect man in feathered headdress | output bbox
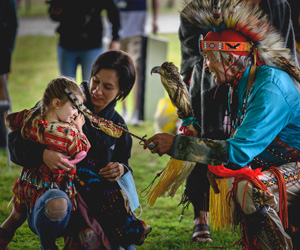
[178,0,299,244]
[144,0,300,248]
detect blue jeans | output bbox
[118,244,136,250]
[27,189,71,250]
[57,45,103,81]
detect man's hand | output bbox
[152,21,158,34]
[143,133,175,156]
[99,162,124,182]
[43,149,74,171]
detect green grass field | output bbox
[0,17,241,250]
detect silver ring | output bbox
[149,142,156,149]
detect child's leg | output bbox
[0,228,13,250]
[1,204,27,231]
[28,189,71,250]
[0,205,27,249]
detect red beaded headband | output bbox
[200,40,252,52]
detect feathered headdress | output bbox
[181,0,300,80]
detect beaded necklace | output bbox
[229,67,256,137]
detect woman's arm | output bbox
[113,131,133,172]
[8,129,45,168]
[99,129,133,181]
[8,129,74,171]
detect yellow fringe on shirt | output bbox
[209,178,233,230]
[146,158,195,207]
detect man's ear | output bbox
[52,98,61,109]
[227,53,235,66]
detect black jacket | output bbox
[0,0,17,54]
[48,0,120,50]
[78,81,132,179]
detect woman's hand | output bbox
[43,149,74,171]
[99,162,124,182]
[143,133,175,156]
[72,113,85,133]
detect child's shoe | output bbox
[135,220,152,246]
[122,108,130,123]
[79,228,101,250]
[131,110,142,126]
[63,236,84,250]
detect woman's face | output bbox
[89,69,120,114]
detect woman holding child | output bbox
[1,50,150,250]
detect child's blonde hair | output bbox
[21,77,86,142]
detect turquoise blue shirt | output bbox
[227,65,300,167]
[172,65,300,169]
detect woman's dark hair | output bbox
[90,50,136,101]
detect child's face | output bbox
[89,68,120,114]
[55,95,84,123]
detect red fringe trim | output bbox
[208,164,291,248]
[208,164,270,195]
[13,181,76,211]
[267,166,289,229]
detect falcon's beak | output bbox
[151,66,162,75]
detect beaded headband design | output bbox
[200,40,252,52]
